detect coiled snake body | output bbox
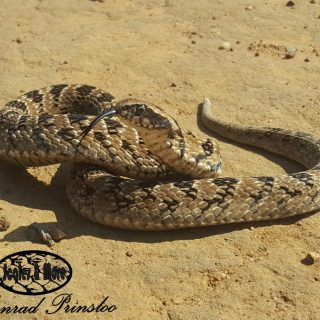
[1,84,320,230]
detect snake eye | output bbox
[135,104,146,116]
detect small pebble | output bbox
[170,82,177,88]
[0,216,10,231]
[313,48,320,56]
[284,47,296,59]
[310,0,316,3]
[39,229,55,247]
[30,223,55,247]
[50,228,67,242]
[254,52,260,57]
[245,5,255,10]
[167,310,180,320]
[304,58,310,62]
[301,252,320,265]
[219,41,231,50]
[286,1,295,7]
[126,250,133,257]
[16,38,22,44]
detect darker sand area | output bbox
[0,1,320,319]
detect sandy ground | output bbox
[0,0,320,319]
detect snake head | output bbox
[78,99,175,143]
[114,100,173,130]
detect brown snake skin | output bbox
[1,84,320,230]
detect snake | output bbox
[1,84,320,230]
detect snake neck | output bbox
[137,126,222,179]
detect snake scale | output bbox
[1,84,320,230]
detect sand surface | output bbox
[0,0,320,319]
